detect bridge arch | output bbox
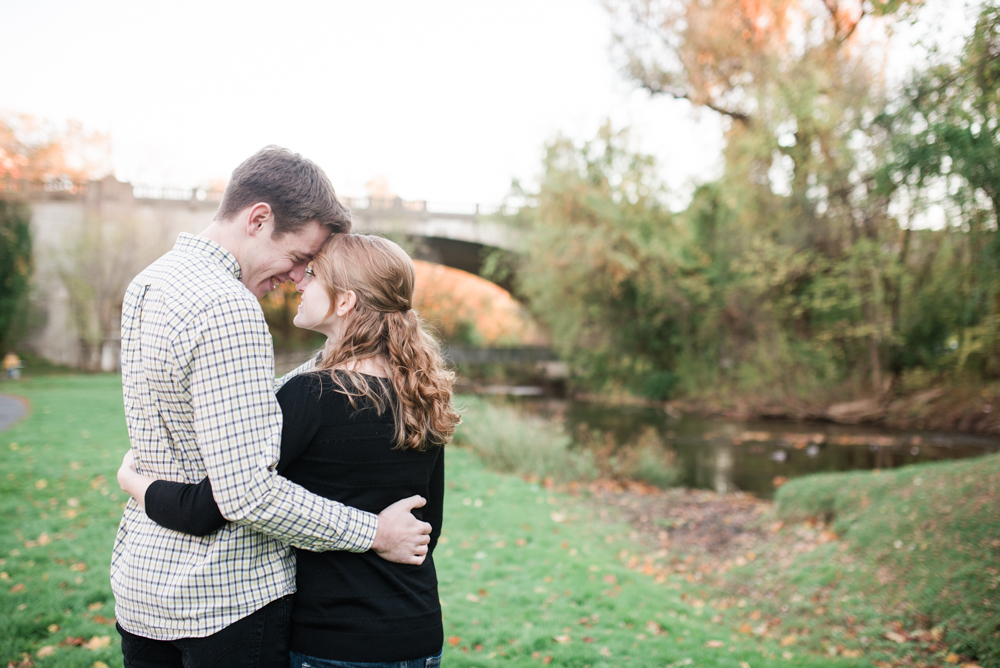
[346,197,522,294]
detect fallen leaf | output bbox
[945,654,960,664]
[447,636,461,647]
[583,636,595,643]
[841,649,863,658]
[705,640,725,648]
[94,663,110,668]
[47,624,60,633]
[740,663,751,668]
[553,635,571,643]
[35,479,48,490]
[465,593,480,603]
[600,647,612,657]
[542,656,553,665]
[70,562,86,572]
[11,583,25,593]
[884,631,907,644]
[60,636,86,647]
[781,635,798,646]
[37,646,56,658]
[92,615,115,625]
[84,636,111,651]
[87,602,104,611]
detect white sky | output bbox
[0,0,975,207]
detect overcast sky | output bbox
[0,0,973,207]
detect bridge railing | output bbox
[344,196,520,218]
[4,177,522,218]
[133,185,225,202]
[0,178,89,198]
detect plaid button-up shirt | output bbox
[111,233,377,640]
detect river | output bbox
[512,397,1000,498]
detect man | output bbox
[111,146,432,667]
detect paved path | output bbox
[0,394,28,432]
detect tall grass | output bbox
[452,396,595,482]
[452,397,682,488]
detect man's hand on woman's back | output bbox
[372,495,432,564]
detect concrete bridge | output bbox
[10,178,524,369]
[345,196,522,293]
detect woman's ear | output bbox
[335,290,357,317]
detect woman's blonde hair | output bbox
[311,233,460,450]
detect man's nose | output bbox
[288,264,307,284]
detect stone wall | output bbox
[24,177,220,369]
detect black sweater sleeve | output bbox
[143,374,322,536]
[426,448,445,553]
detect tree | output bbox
[515,124,710,398]
[603,0,928,391]
[875,1,1000,378]
[0,199,32,355]
[53,212,174,371]
[0,113,110,188]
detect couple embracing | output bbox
[112,146,459,668]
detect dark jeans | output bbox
[118,595,293,668]
[288,649,442,668]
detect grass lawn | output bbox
[0,374,879,667]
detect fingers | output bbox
[401,494,427,511]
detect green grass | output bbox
[770,456,1000,667]
[2,375,868,667]
[0,374,127,668]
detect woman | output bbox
[117,233,460,668]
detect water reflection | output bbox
[516,398,1000,498]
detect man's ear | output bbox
[335,290,357,317]
[245,203,273,237]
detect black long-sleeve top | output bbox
[144,371,444,662]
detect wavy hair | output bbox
[311,234,460,450]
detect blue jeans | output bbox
[289,649,442,668]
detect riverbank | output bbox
[672,382,1000,435]
[564,380,1000,436]
[581,453,1000,668]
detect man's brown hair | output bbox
[214,145,351,236]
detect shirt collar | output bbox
[174,232,242,281]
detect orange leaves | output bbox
[446,636,461,647]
